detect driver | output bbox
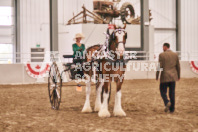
[72,33,85,79]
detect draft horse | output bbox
[82,24,127,117]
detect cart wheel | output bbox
[48,62,62,110]
[120,2,135,24]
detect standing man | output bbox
[156,43,180,113]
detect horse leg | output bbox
[94,79,104,112]
[82,81,92,113]
[113,81,126,116]
[98,82,110,117]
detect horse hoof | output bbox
[98,109,111,117]
[82,106,92,113]
[94,106,101,112]
[113,109,126,117]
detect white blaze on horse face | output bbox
[82,81,92,113]
[115,32,125,55]
[113,90,126,116]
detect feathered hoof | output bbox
[98,109,111,117]
[82,106,92,113]
[113,108,126,117]
[94,105,101,112]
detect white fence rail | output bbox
[0,51,197,64]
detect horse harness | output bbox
[64,28,129,72]
[110,28,127,49]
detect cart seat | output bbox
[63,55,74,67]
[63,55,74,58]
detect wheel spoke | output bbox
[50,84,55,88]
[50,91,54,102]
[56,89,60,99]
[50,88,54,96]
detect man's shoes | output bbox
[164,102,171,112]
[169,108,175,113]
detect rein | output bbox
[72,28,129,69]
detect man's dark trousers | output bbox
[160,82,175,112]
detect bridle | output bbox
[109,28,127,49]
[80,28,129,69]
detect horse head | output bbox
[109,23,127,59]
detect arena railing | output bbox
[0,51,197,64]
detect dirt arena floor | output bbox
[0,78,198,132]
